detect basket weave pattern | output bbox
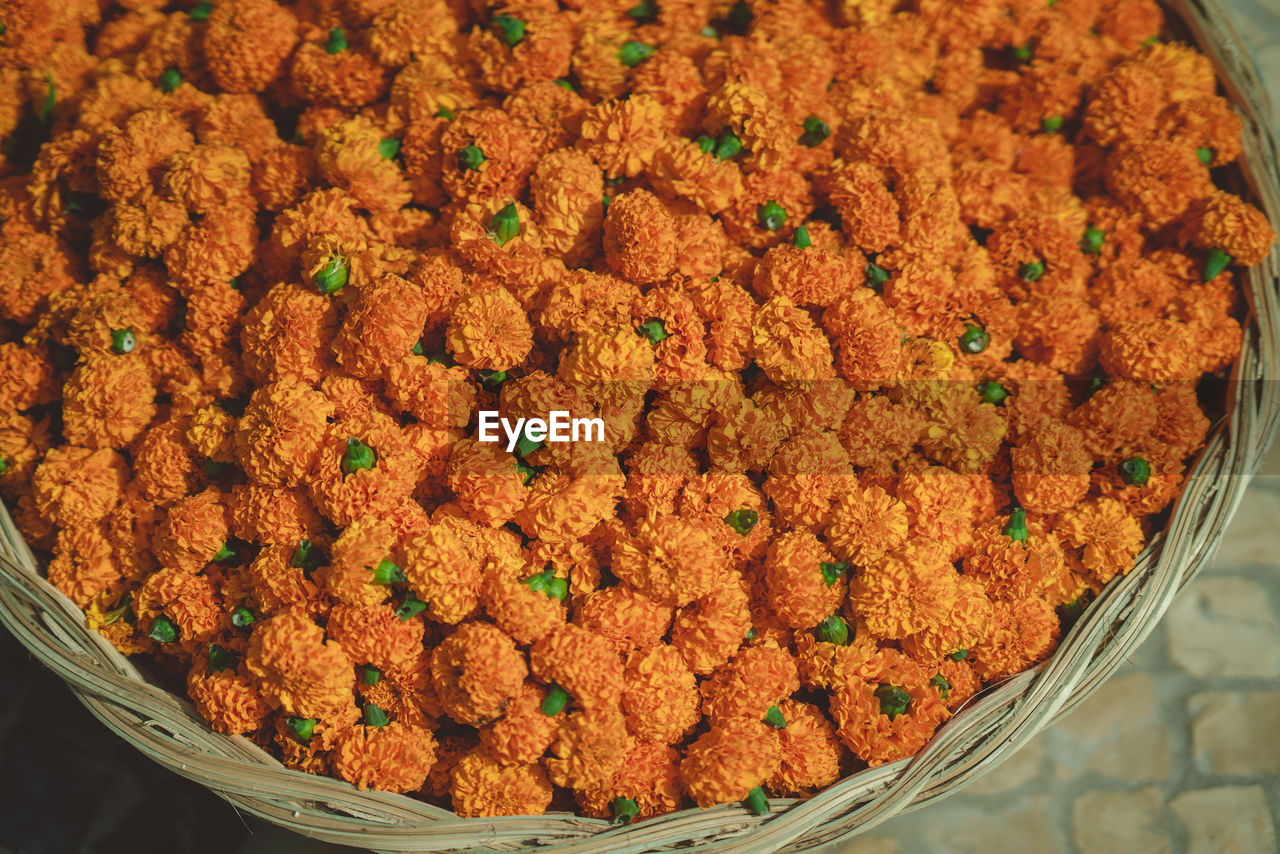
[2,1,1279,850]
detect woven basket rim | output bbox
[2,0,1280,851]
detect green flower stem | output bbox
[958,324,989,354]
[364,702,390,727]
[488,202,520,246]
[1004,507,1029,544]
[637,318,669,344]
[793,225,811,248]
[370,559,406,585]
[540,685,570,715]
[314,255,349,294]
[611,796,640,825]
[287,716,317,742]
[110,328,137,355]
[723,508,759,535]
[764,705,786,729]
[874,684,911,720]
[1202,248,1232,282]
[757,200,787,231]
[492,14,525,46]
[396,591,428,621]
[1120,456,1151,486]
[819,561,849,587]
[816,614,850,646]
[618,40,655,67]
[743,786,769,816]
[798,116,830,147]
[208,642,238,673]
[149,616,178,644]
[325,27,347,54]
[341,437,376,475]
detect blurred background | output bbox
[3,1,1280,852]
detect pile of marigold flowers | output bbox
[0,0,1275,824]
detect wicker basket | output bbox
[2,1,1279,851]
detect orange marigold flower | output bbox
[680,718,782,808]
[611,513,726,608]
[752,296,837,385]
[234,380,334,487]
[246,608,356,720]
[32,446,128,529]
[439,107,541,204]
[187,659,271,735]
[575,742,685,820]
[647,137,744,215]
[163,143,252,216]
[849,543,961,640]
[603,189,678,284]
[290,36,389,109]
[1185,191,1275,267]
[1010,420,1093,516]
[574,585,673,657]
[0,343,58,412]
[1099,318,1200,383]
[766,699,842,796]
[530,148,605,266]
[451,749,554,817]
[477,681,561,766]
[316,516,395,608]
[151,487,231,573]
[830,649,948,766]
[333,721,437,793]
[1057,497,1145,584]
[577,94,667,179]
[1106,139,1214,229]
[468,8,573,93]
[327,602,425,671]
[701,642,800,726]
[1069,379,1159,461]
[762,531,845,630]
[133,417,203,506]
[402,523,481,624]
[544,705,631,790]
[240,283,340,386]
[622,643,701,744]
[538,269,639,343]
[900,575,993,665]
[763,431,852,531]
[202,0,299,94]
[445,286,533,372]
[531,622,625,712]
[60,356,156,450]
[46,523,126,609]
[969,597,1060,681]
[825,482,909,567]
[333,274,429,380]
[431,622,527,726]
[963,513,1066,603]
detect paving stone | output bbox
[1170,786,1277,854]
[1052,673,1171,781]
[918,795,1061,854]
[1165,577,1280,678]
[1209,487,1280,570]
[830,835,905,854]
[1072,786,1172,854]
[1189,691,1280,775]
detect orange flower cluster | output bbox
[0,0,1272,823]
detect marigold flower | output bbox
[575,742,685,821]
[963,512,1066,603]
[432,622,527,726]
[187,659,271,735]
[825,482,909,566]
[451,749,554,817]
[136,567,224,648]
[766,699,842,796]
[1069,379,1160,461]
[0,343,57,412]
[332,720,437,793]
[831,648,948,766]
[969,597,1060,681]
[1010,420,1092,516]
[151,486,231,573]
[439,107,541,204]
[752,296,836,386]
[619,643,700,744]
[762,431,852,530]
[680,718,782,808]
[402,522,481,624]
[850,543,961,640]
[574,585,673,657]
[1106,139,1214,229]
[445,286,533,372]
[761,531,845,630]
[531,622,625,712]
[603,188,678,284]
[544,705,631,790]
[478,681,561,766]
[234,380,333,488]
[60,356,156,450]
[1185,191,1275,267]
[1057,497,1145,584]
[538,269,639,343]
[577,94,667,179]
[530,148,605,266]
[245,608,356,720]
[611,513,725,608]
[45,523,126,609]
[1099,318,1200,383]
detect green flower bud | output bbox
[492,13,525,46]
[110,328,137,355]
[1040,115,1063,133]
[488,202,520,246]
[287,717,317,742]
[362,665,382,686]
[793,225,811,248]
[696,134,716,154]
[714,130,742,161]
[189,1,214,21]
[364,702,390,727]
[378,137,401,159]
[820,561,850,587]
[231,607,255,629]
[540,685,570,715]
[816,614,850,646]
[1004,507,1029,544]
[948,649,969,661]
[434,106,454,120]
[637,318,669,344]
[325,27,347,55]
[1202,248,1232,282]
[458,144,486,171]
[618,40,655,68]
[291,539,324,574]
[723,508,759,535]
[341,437,376,475]
[370,559,406,585]
[865,262,890,290]
[209,643,238,673]
[742,786,769,816]
[627,0,657,19]
[149,616,178,644]
[611,796,640,825]
[0,459,8,475]
[395,591,428,622]
[1196,146,1213,166]
[977,380,1008,405]
[159,68,183,94]
[798,116,830,147]
[524,567,568,600]
[211,542,236,563]
[314,255,349,294]
[757,200,787,231]
[764,705,786,729]
[874,684,911,720]
[1120,456,1151,486]
[1081,226,1105,255]
[1013,43,1033,63]
[958,324,989,354]
[1019,260,1046,282]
